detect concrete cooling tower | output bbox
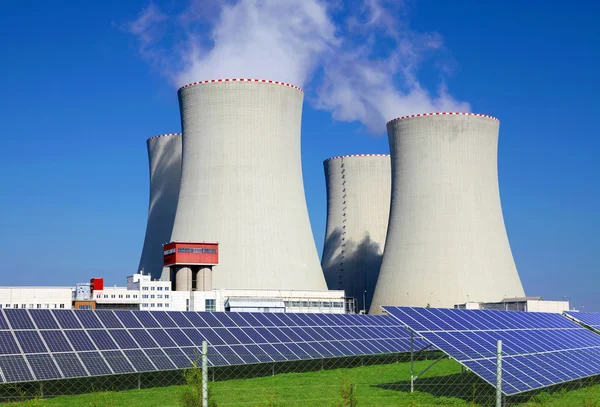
[138,133,182,281]
[321,154,391,313]
[170,78,326,291]
[370,112,525,312]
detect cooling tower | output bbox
[321,154,391,312]
[138,133,182,281]
[170,78,326,290]
[370,113,525,312]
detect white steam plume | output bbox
[126,0,469,133]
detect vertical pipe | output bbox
[202,341,208,407]
[496,340,502,407]
[410,330,414,393]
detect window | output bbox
[111,295,115,299]
[0,304,2,309]
[133,295,138,299]
[59,304,65,309]
[150,303,155,308]
[53,304,57,309]
[165,287,169,291]
[150,287,155,291]
[177,247,217,254]
[21,304,26,309]
[322,302,331,308]
[150,295,155,299]
[104,295,108,299]
[157,295,162,299]
[157,287,163,291]
[96,294,101,298]
[142,303,148,308]
[301,301,309,308]
[291,301,301,308]
[28,304,34,309]
[142,287,149,291]
[205,299,216,312]
[13,304,18,308]
[118,295,123,299]
[126,295,130,299]
[142,295,148,299]
[45,304,50,309]
[79,305,92,310]
[333,302,343,308]
[36,304,42,309]
[164,295,169,299]
[157,303,163,308]
[310,301,320,308]
[165,304,169,308]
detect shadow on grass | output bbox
[375,372,600,406]
[374,372,496,405]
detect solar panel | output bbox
[565,311,600,331]
[384,306,600,395]
[0,309,415,384]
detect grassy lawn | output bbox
[2,359,600,406]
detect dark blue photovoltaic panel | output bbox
[227,328,254,344]
[27,354,62,380]
[165,329,193,347]
[229,345,260,364]
[29,310,59,330]
[108,330,139,349]
[150,312,177,328]
[75,310,104,329]
[217,345,245,365]
[212,328,240,345]
[0,355,34,382]
[41,330,73,353]
[168,312,193,327]
[95,311,124,329]
[565,311,600,331]
[199,313,225,327]
[113,311,143,328]
[148,329,176,347]
[144,348,176,370]
[384,306,600,396]
[182,312,209,327]
[65,330,96,351]
[201,329,226,345]
[53,353,88,378]
[163,347,192,369]
[214,313,238,328]
[87,330,119,350]
[132,311,160,328]
[129,329,158,348]
[52,310,82,329]
[181,347,204,365]
[124,349,155,372]
[102,350,135,374]
[0,312,8,330]
[244,344,273,363]
[226,313,251,327]
[79,351,112,375]
[259,344,286,361]
[0,332,21,355]
[238,313,261,326]
[15,331,48,354]
[182,329,207,346]
[4,309,35,330]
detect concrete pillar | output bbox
[195,267,212,291]
[175,267,192,291]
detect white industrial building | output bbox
[137,133,182,281]
[321,154,391,313]
[84,274,347,313]
[456,297,570,314]
[169,79,327,291]
[0,287,73,310]
[371,113,525,312]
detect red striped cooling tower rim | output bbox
[324,154,390,162]
[387,112,499,125]
[147,133,181,141]
[178,79,303,93]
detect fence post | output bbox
[496,340,502,407]
[202,341,208,407]
[410,330,414,393]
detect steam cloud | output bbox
[127,0,470,133]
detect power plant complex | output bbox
[321,154,391,313]
[130,80,529,314]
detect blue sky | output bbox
[0,1,598,310]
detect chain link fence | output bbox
[1,342,600,406]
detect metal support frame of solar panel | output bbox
[564,311,600,332]
[383,306,600,396]
[0,308,419,384]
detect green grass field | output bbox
[2,359,600,406]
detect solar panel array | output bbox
[0,309,415,384]
[383,306,600,395]
[565,311,600,331]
